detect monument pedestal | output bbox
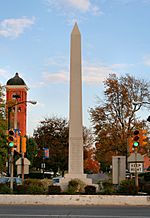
[60,174,98,191]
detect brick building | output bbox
[6,73,28,136]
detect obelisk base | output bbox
[59,173,98,192]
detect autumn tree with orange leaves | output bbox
[83,127,100,173]
[90,74,150,172]
[84,146,100,173]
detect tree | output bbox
[33,116,98,176]
[90,74,150,171]
[0,85,7,174]
[84,146,100,174]
[83,127,100,173]
[33,117,69,176]
[26,137,38,167]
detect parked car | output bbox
[0,177,22,185]
[0,177,9,184]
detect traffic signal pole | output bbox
[7,107,11,177]
[134,149,139,194]
[7,98,36,191]
[21,137,24,183]
[133,129,140,194]
[10,148,14,191]
[10,104,18,191]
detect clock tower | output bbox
[6,73,28,136]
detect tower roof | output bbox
[6,72,26,86]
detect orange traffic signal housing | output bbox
[22,137,26,153]
[128,137,134,153]
[139,130,147,146]
[16,135,20,153]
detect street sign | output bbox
[127,153,144,173]
[129,163,143,173]
[43,148,49,159]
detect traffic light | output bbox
[7,129,15,147]
[133,129,140,147]
[139,130,147,146]
[22,137,26,153]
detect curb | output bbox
[0,195,150,205]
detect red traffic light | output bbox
[7,135,14,142]
[134,135,139,141]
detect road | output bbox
[0,205,149,217]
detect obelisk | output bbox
[69,22,83,175]
[60,23,93,190]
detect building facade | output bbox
[6,73,28,136]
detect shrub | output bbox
[25,185,44,194]
[15,179,48,194]
[0,184,11,194]
[48,185,61,194]
[142,183,150,194]
[98,180,116,195]
[15,185,25,194]
[67,179,85,194]
[84,185,96,194]
[118,179,136,195]
[24,179,43,186]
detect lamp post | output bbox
[7,99,37,191]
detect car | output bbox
[0,177,22,185]
[0,177,9,184]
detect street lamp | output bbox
[7,99,37,191]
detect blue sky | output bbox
[1,0,150,136]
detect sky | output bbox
[1,0,150,136]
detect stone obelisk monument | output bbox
[69,23,83,175]
[60,23,92,190]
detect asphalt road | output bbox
[0,205,149,218]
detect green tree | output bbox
[26,137,38,167]
[33,117,69,176]
[33,117,95,176]
[90,74,150,171]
